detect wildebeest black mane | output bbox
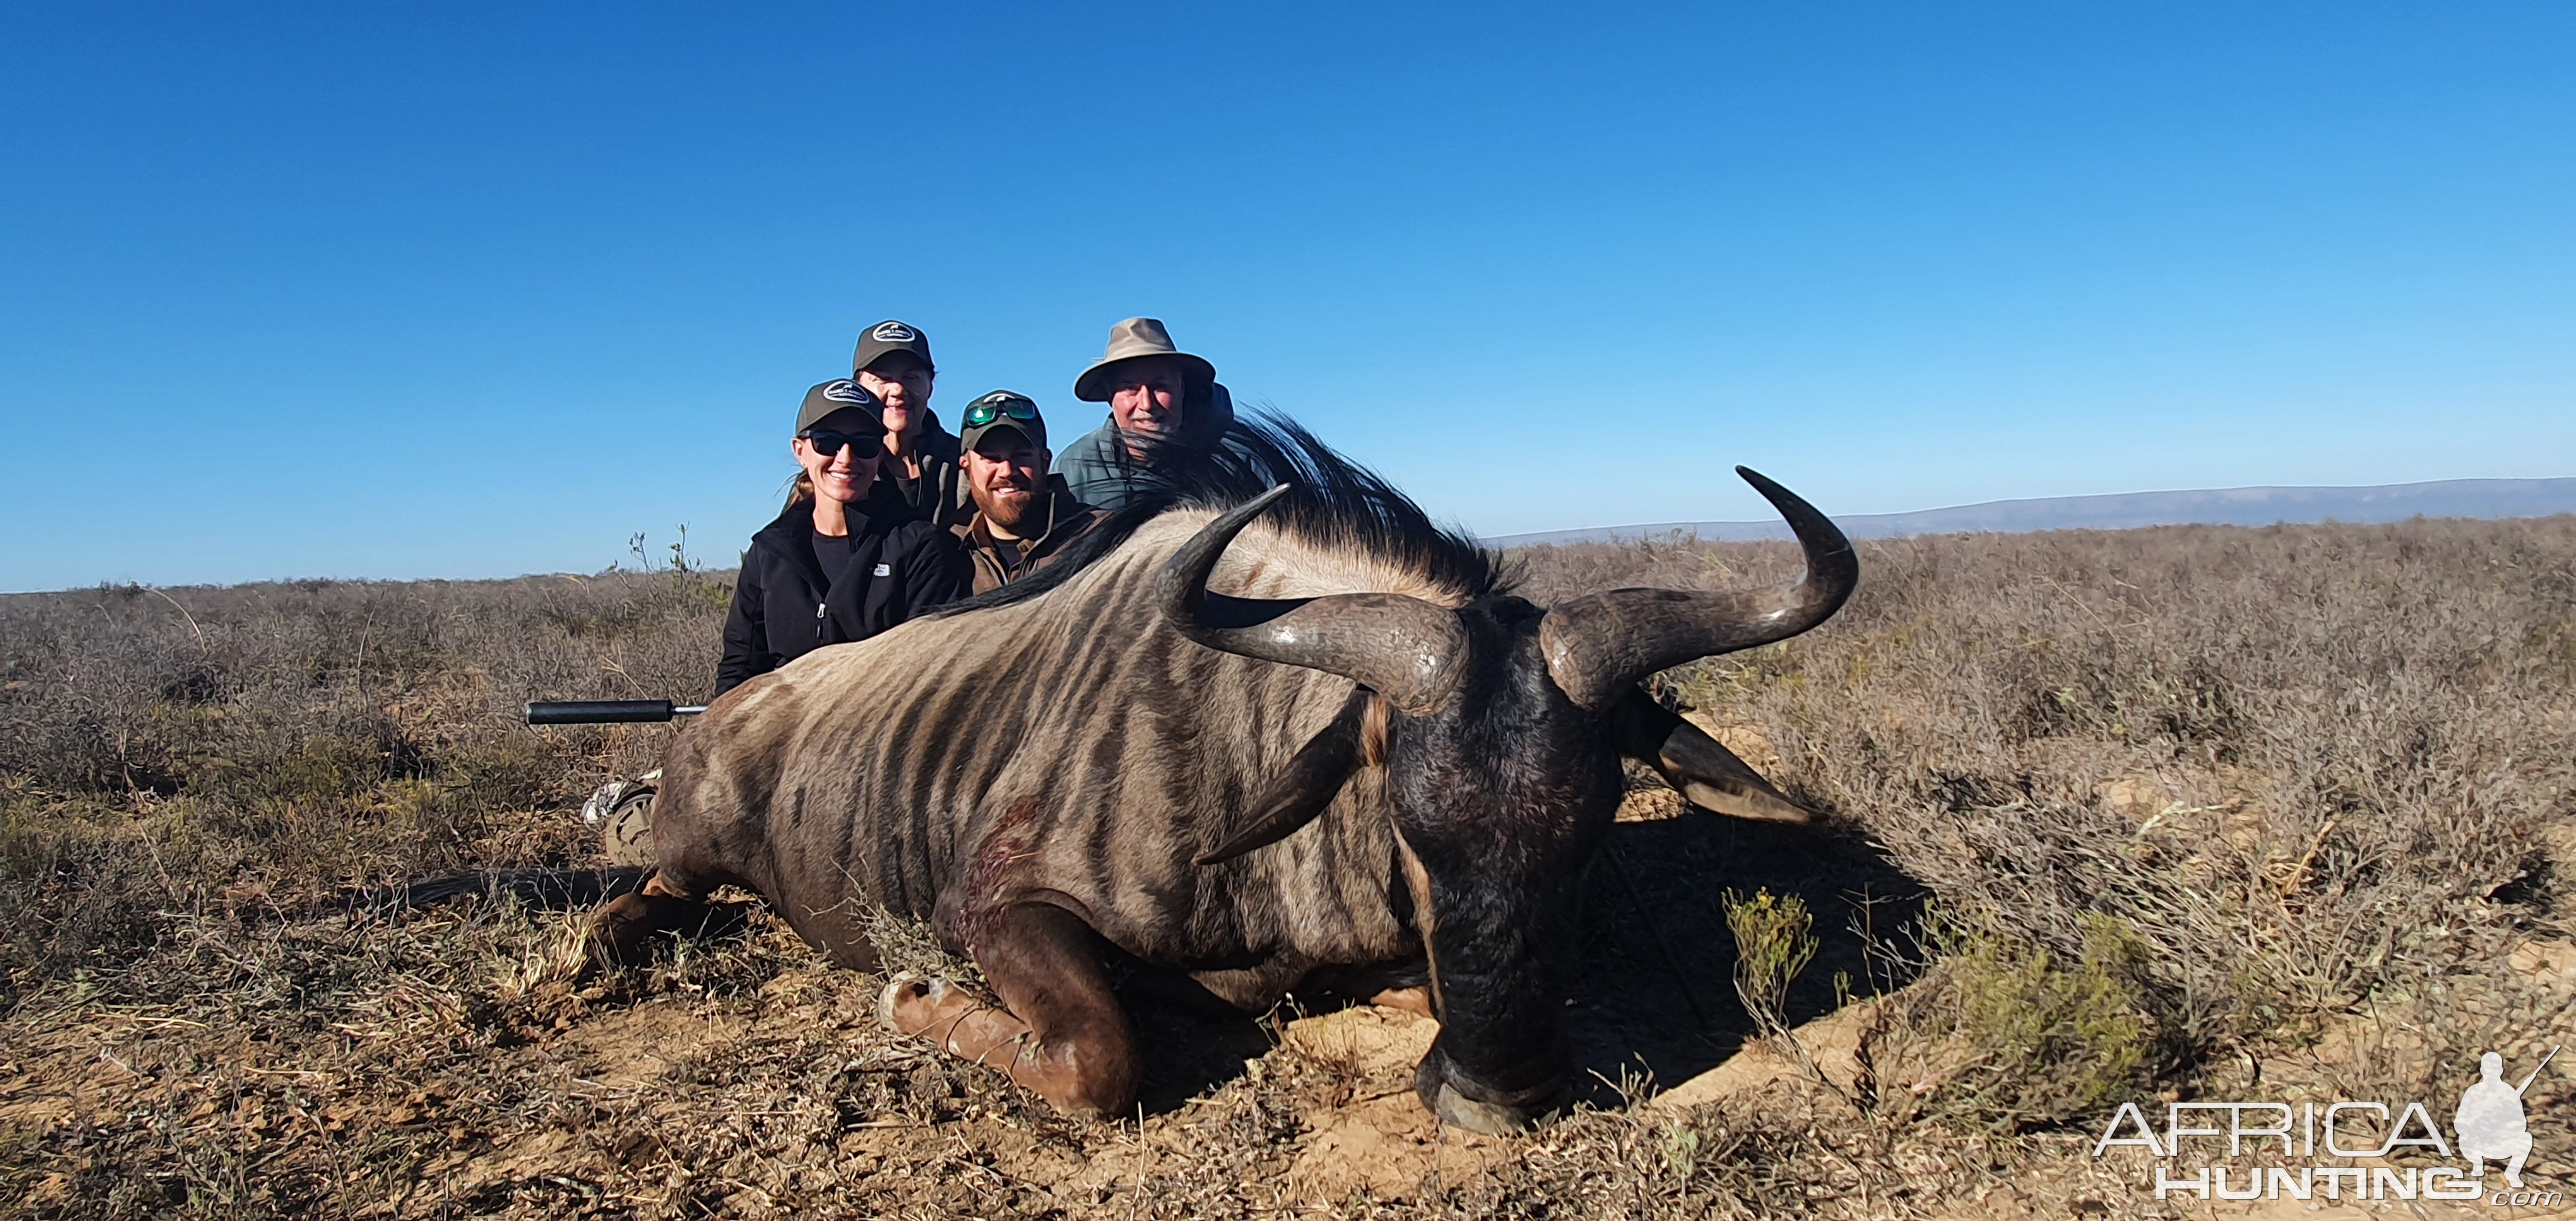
[933,414,1505,617]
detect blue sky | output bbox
[3,2,2570,590]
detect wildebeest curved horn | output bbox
[1539,467,1857,712]
[1609,689,1813,824]
[1158,485,1472,715]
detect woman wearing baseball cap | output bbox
[714,379,971,697]
[851,319,970,528]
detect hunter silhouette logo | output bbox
[2092,1044,2562,1205]
[2458,1047,2554,1189]
[870,321,917,342]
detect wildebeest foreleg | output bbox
[882,902,1138,1117]
[585,872,730,966]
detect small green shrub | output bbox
[1725,887,1818,1041]
[1916,909,2154,1133]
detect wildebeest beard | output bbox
[621,415,1855,1134]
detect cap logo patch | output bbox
[822,381,871,403]
[871,322,917,343]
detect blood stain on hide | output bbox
[955,794,1042,953]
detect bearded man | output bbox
[951,392,1110,594]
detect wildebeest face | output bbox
[1381,599,1622,1132]
[1160,469,1856,1135]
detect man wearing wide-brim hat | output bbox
[1055,318,1238,512]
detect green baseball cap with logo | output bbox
[796,379,884,434]
[851,319,934,376]
[958,390,1046,452]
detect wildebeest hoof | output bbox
[881,973,996,1048]
[876,972,933,1033]
[1431,1082,1537,1135]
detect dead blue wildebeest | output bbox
[596,422,1855,1133]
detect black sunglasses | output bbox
[963,396,1040,428]
[799,429,882,460]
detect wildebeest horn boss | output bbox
[595,419,1857,1134]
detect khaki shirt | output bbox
[953,484,1110,595]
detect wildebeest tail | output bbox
[334,867,652,917]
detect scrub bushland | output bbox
[2,516,2570,1218]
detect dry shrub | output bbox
[860,908,990,996]
[0,565,727,1002]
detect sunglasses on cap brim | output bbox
[963,397,1040,428]
[798,429,883,460]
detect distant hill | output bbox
[1485,477,2576,547]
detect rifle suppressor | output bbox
[524,700,707,726]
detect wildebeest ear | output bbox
[1194,689,1370,866]
[1609,689,1814,825]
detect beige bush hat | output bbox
[1072,317,1216,403]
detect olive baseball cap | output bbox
[851,319,934,376]
[796,379,884,434]
[959,391,1046,452]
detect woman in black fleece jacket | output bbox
[716,380,970,697]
